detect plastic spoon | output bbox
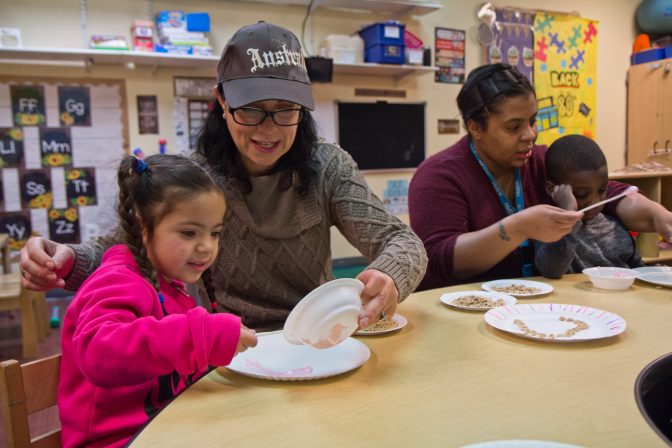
[578,185,639,213]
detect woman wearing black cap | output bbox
[408,63,672,290]
[19,21,428,332]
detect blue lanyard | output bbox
[469,139,533,277]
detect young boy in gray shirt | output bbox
[535,134,642,278]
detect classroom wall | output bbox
[0,0,641,258]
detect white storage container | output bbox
[322,34,364,64]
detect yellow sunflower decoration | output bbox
[7,128,23,141]
[67,169,81,180]
[76,196,89,206]
[47,154,65,166]
[49,209,61,220]
[64,208,78,222]
[60,112,75,126]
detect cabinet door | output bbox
[627,58,671,166]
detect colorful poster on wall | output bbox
[0,211,32,250]
[486,8,535,81]
[48,207,80,244]
[533,14,598,146]
[0,128,24,168]
[58,86,91,127]
[40,127,73,167]
[383,179,409,215]
[435,28,466,84]
[10,85,46,126]
[65,168,97,207]
[20,169,52,209]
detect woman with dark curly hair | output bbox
[19,21,427,332]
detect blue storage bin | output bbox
[359,21,405,47]
[186,12,210,32]
[365,44,404,64]
[631,48,664,65]
[665,46,672,59]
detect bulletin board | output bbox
[482,7,598,147]
[533,13,598,145]
[0,76,129,250]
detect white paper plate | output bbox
[636,272,672,288]
[461,441,583,448]
[482,279,553,297]
[633,266,672,275]
[355,313,407,335]
[484,303,626,342]
[633,266,672,288]
[227,331,370,381]
[440,290,517,311]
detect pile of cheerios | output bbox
[453,295,505,308]
[513,316,589,339]
[360,316,398,332]
[492,284,541,294]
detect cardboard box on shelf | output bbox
[90,35,129,50]
[132,20,155,52]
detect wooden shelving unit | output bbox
[609,170,672,264]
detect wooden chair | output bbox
[0,354,62,447]
[0,273,50,359]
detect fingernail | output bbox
[359,317,369,328]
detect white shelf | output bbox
[0,47,437,79]
[0,47,219,69]
[333,61,436,78]
[228,0,442,17]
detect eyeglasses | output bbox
[229,107,304,126]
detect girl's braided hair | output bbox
[116,154,224,309]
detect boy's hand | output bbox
[551,184,578,211]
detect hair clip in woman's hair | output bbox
[131,157,149,175]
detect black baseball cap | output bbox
[217,21,315,110]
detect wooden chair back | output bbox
[0,274,50,359]
[0,354,62,448]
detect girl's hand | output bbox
[356,269,399,329]
[551,184,578,211]
[19,237,75,291]
[236,324,257,353]
[510,205,583,243]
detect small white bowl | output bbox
[284,279,364,349]
[582,267,638,290]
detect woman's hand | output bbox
[615,192,672,248]
[236,324,257,353]
[653,209,672,249]
[356,269,399,329]
[509,205,583,243]
[19,237,75,291]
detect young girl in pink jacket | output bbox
[58,154,258,447]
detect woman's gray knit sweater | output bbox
[66,142,427,331]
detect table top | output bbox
[130,274,672,448]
